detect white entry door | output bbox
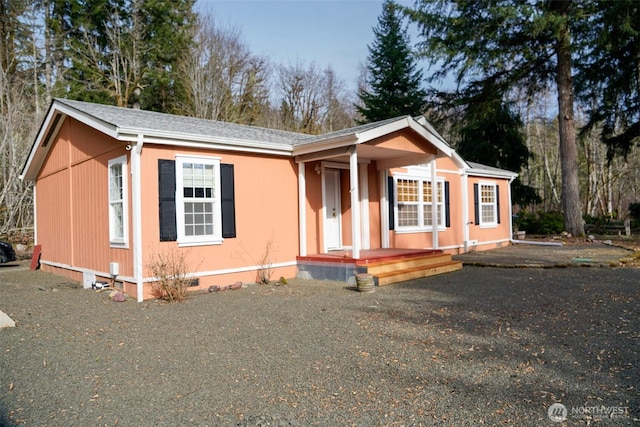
[324,169,342,251]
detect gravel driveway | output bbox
[1,262,638,426]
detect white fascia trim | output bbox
[465,168,518,180]
[20,108,63,181]
[450,152,470,169]
[356,117,453,158]
[117,131,293,156]
[22,102,123,181]
[355,117,411,141]
[55,102,121,139]
[292,135,358,157]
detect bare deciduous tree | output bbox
[179,15,270,125]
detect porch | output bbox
[296,248,463,287]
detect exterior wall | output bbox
[466,175,512,250]
[366,163,382,250]
[370,129,438,156]
[139,145,300,296]
[385,156,513,254]
[339,168,352,247]
[35,117,134,284]
[303,162,323,254]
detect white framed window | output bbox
[395,176,445,231]
[108,155,128,247]
[479,183,498,227]
[175,155,222,245]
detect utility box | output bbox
[109,262,119,276]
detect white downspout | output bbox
[132,135,144,302]
[298,162,307,257]
[349,147,360,259]
[33,186,38,245]
[431,157,438,249]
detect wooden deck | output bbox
[296,249,462,286]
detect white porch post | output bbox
[380,170,389,249]
[359,163,370,250]
[298,162,307,257]
[349,147,361,259]
[431,157,439,249]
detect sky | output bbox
[197,0,421,91]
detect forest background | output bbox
[1,0,638,238]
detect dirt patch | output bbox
[455,236,638,268]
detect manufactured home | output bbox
[21,99,517,301]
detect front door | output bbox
[324,169,342,251]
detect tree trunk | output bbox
[553,1,584,236]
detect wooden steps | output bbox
[359,252,462,286]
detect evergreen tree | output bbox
[574,0,639,161]
[456,82,540,206]
[406,0,588,236]
[356,0,427,124]
[49,0,195,112]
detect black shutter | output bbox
[221,163,236,238]
[158,160,177,241]
[388,176,395,231]
[496,184,501,224]
[473,183,480,226]
[444,181,451,228]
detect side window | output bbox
[158,158,236,244]
[175,155,222,245]
[395,176,447,231]
[108,155,128,247]
[475,182,500,227]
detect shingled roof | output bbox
[56,98,303,146]
[21,98,515,181]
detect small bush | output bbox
[516,211,564,235]
[148,250,194,302]
[256,239,275,285]
[630,202,640,220]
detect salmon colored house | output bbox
[21,99,517,301]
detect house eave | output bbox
[465,168,518,180]
[117,129,294,156]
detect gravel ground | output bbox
[0,262,639,426]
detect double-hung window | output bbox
[175,155,222,245]
[423,181,445,227]
[479,183,498,226]
[108,155,128,247]
[395,176,445,231]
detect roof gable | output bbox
[21,99,510,181]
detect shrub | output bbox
[256,239,275,285]
[516,211,564,235]
[630,202,640,220]
[148,249,194,302]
